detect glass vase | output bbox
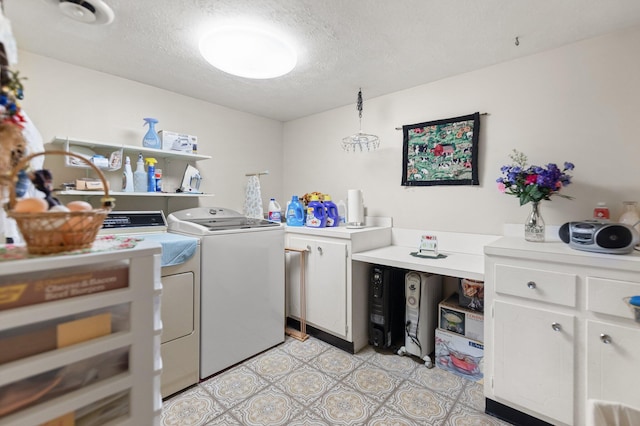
[618,201,640,233]
[524,201,545,242]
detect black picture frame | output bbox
[401,112,480,186]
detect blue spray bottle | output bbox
[142,118,161,149]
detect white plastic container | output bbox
[133,154,147,193]
[122,156,134,192]
[268,198,282,222]
[337,200,347,224]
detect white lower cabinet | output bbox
[285,226,391,352]
[493,301,575,425]
[485,237,640,426]
[586,320,640,409]
[288,236,348,338]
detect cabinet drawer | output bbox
[495,264,577,307]
[0,261,129,312]
[587,276,640,320]
[0,346,129,420]
[0,303,130,365]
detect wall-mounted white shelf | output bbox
[55,190,214,198]
[49,136,211,201]
[50,136,212,161]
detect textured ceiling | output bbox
[5,0,640,122]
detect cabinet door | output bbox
[287,237,347,338]
[493,301,575,425]
[161,272,194,343]
[587,320,640,409]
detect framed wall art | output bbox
[401,112,480,186]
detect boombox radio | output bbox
[559,221,639,254]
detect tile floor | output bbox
[161,336,512,426]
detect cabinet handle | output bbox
[551,322,562,332]
[306,245,311,252]
[600,334,612,344]
[527,281,536,289]
[317,246,323,255]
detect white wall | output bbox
[18,51,284,214]
[16,24,640,231]
[283,25,640,235]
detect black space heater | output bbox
[368,266,405,348]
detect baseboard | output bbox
[485,398,553,426]
[286,317,354,353]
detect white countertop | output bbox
[285,224,390,239]
[352,228,501,280]
[485,236,640,272]
[352,245,486,280]
[284,216,393,240]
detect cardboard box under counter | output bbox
[435,328,484,382]
[438,294,484,342]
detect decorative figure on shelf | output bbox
[30,169,60,208]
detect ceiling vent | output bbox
[44,0,115,25]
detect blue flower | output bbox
[497,150,575,205]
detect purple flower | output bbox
[497,150,575,205]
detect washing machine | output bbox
[167,207,284,379]
[100,211,201,398]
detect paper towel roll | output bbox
[347,189,364,227]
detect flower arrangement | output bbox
[496,150,574,206]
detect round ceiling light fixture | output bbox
[199,26,297,79]
[44,0,115,25]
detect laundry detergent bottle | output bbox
[286,195,305,226]
[142,117,161,149]
[323,195,339,227]
[133,153,147,192]
[305,194,327,228]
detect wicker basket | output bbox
[6,150,116,254]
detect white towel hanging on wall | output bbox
[244,175,264,219]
